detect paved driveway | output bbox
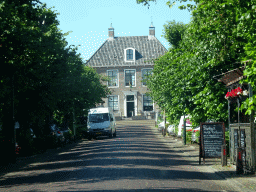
[0,120,242,191]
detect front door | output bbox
[126,95,134,117]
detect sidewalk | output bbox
[150,125,256,192]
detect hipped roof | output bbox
[86,36,167,67]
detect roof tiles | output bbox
[86,36,167,67]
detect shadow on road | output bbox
[0,120,237,192]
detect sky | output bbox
[41,0,193,62]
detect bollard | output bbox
[221,145,227,166]
[236,147,244,174]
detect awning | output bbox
[213,60,252,87]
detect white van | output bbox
[87,107,116,140]
[177,115,192,137]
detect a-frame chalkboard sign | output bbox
[199,122,226,165]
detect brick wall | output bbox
[94,65,158,117]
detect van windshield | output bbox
[88,113,109,123]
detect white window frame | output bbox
[124,48,136,62]
[108,95,119,111]
[141,68,153,87]
[142,94,154,112]
[124,69,136,87]
[107,69,119,88]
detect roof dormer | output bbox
[124,48,136,62]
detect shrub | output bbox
[34,136,47,153]
[186,129,193,143]
[195,130,200,143]
[75,125,87,139]
[181,129,193,143]
[17,129,36,155]
[63,129,73,143]
[45,134,59,148]
[174,126,178,136]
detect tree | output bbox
[0,0,110,157]
[162,20,187,49]
[136,0,196,10]
[0,0,44,161]
[140,0,254,126]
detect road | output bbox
[0,120,240,192]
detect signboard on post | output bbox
[199,122,226,165]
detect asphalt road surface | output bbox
[0,120,240,192]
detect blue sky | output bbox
[41,0,193,61]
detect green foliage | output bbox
[174,126,178,136]
[45,134,60,148]
[16,128,36,155]
[187,130,192,143]
[139,0,256,123]
[241,45,256,115]
[195,130,200,143]
[63,129,73,143]
[0,1,109,143]
[162,20,187,49]
[140,0,256,126]
[137,0,197,11]
[75,125,87,140]
[136,0,156,6]
[181,129,192,143]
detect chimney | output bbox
[148,22,155,40]
[108,23,114,40]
